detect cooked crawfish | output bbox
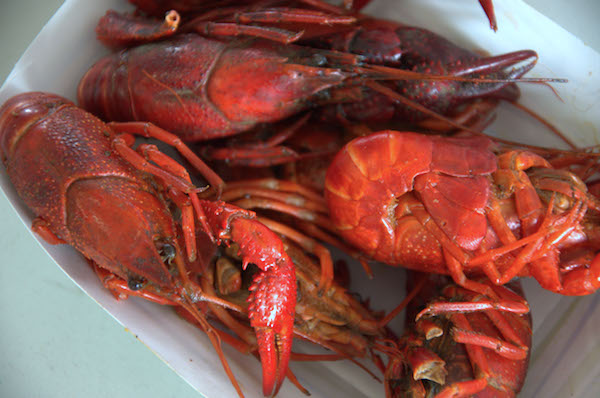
[205,1,565,144]
[381,272,531,397]
[325,130,600,296]
[79,4,557,146]
[78,32,433,142]
[0,92,298,397]
[163,0,538,133]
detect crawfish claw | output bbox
[229,214,297,396]
[243,231,296,396]
[238,219,296,396]
[199,201,297,394]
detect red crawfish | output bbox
[0,92,297,397]
[150,1,566,148]
[78,26,496,144]
[173,0,543,133]
[381,272,531,398]
[324,130,600,296]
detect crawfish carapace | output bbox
[0,92,187,289]
[325,130,600,296]
[0,92,297,397]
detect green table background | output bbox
[0,1,598,397]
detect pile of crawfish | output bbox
[2,0,599,397]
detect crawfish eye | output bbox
[128,276,146,291]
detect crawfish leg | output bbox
[138,143,222,251]
[110,136,206,261]
[417,305,530,361]
[181,298,247,398]
[223,178,327,208]
[191,21,303,44]
[364,81,481,134]
[417,99,498,132]
[417,281,530,356]
[473,200,593,293]
[234,8,356,25]
[175,305,255,355]
[452,326,526,360]
[479,0,498,31]
[207,113,325,167]
[444,247,502,299]
[416,298,528,319]
[108,121,225,196]
[184,5,355,44]
[208,145,325,167]
[435,312,500,398]
[227,196,334,232]
[201,263,259,347]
